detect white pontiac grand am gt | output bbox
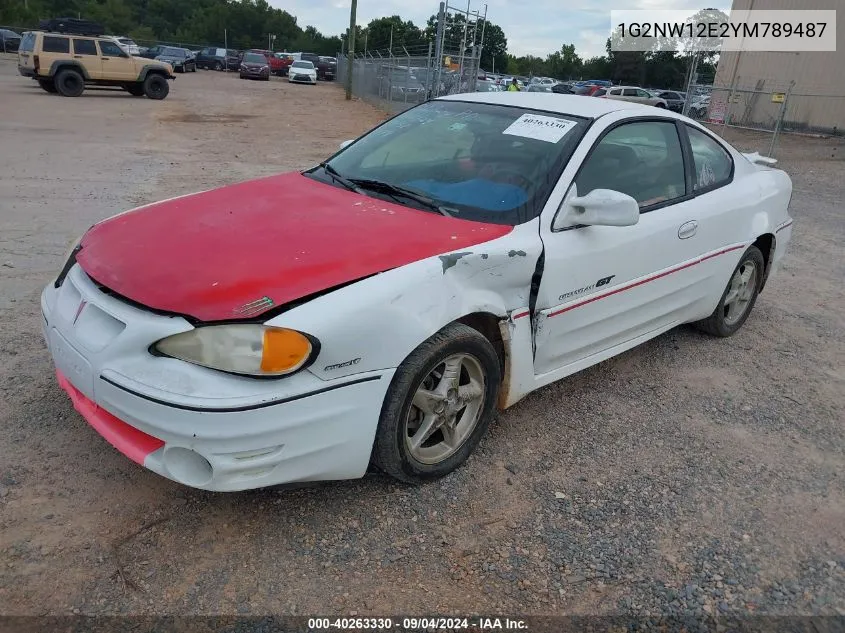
[42,93,794,491]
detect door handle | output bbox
[678,220,698,239]
[101,57,110,60]
[74,55,82,59]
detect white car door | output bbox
[532,115,723,376]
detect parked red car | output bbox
[246,49,286,76]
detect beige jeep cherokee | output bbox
[18,30,174,99]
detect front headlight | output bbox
[154,325,317,377]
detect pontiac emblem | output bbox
[233,296,275,317]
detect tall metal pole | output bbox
[345,0,357,100]
[364,29,368,57]
[389,25,393,55]
[477,4,487,72]
[457,0,470,83]
[433,2,446,97]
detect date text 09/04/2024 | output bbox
[308,617,528,630]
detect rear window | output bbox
[19,32,36,52]
[42,35,70,53]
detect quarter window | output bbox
[575,121,687,209]
[686,125,733,190]
[622,88,639,97]
[42,36,70,53]
[73,38,97,55]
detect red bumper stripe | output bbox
[56,370,164,465]
[513,310,530,320]
[776,220,793,233]
[548,244,747,319]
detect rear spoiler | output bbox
[742,151,777,167]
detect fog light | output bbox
[163,447,213,487]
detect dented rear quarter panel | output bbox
[267,221,542,382]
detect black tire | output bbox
[655,102,666,108]
[125,83,145,97]
[38,79,57,93]
[214,61,223,71]
[54,69,84,97]
[143,73,169,100]
[373,322,501,483]
[696,245,766,337]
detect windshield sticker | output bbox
[503,114,577,143]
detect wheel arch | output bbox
[49,61,89,80]
[753,232,776,292]
[138,65,170,81]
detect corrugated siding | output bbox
[713,0,845,132]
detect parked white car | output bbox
[42,93,793,491]
[603,85,669,108]
[288,60,317,84]
[108,36,141,56]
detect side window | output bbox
[42,36,70,53]
[98,40,124,56]
[622,88,638,97]
[609,88,621,96]
[575,121,687,209]
[73,38,97,55]
[637,89,651,98]
[686,125,733,190]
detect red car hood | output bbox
[76,172,512,322]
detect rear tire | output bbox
[373,323,501,483]
[214,61,223,71]
[143,73,169,100]
[55,69,84,97]
[38,79,57,93]
[696,245,765,337]
[125,83,145,97]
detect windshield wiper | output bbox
[318,162,362,194]
[349,178,454,217]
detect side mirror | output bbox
[553,188,640,230]
[339,139,354,150]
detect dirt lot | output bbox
[1,57,844,621]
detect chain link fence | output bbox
[683,79,844,158]
[338,44,481,114]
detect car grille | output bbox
[294,74,310,81]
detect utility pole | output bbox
[345,0,357,100]
[478,4,487,72]
[389,25,393,56]
[364,29,368,57]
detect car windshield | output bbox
[308,100,589,226]
[292,61,313,69]
[243,53,266,63]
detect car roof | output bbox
[437,92,669,118]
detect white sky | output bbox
[270,0,711,58]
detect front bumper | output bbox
[241,68,270,78]
[290,74,316,83]
[42,265,395,491]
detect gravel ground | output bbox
[0,57,843,623]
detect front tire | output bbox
[696,245,765,337]
[55,69,84,97]
[373,323,501,483]
[214,61,223,71]
[143,73,169,100]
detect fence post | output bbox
[768,80,794,158]
[433,2,446,98]
[404,47,411,104]
[720,74,738,138]
[425,40,433,99]
[682,53,698,117]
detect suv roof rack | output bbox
[38,17,105,37]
